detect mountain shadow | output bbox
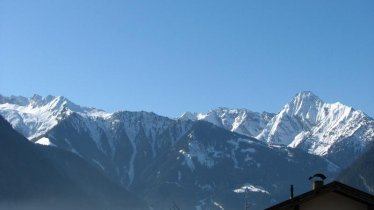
[0,116,146,210]
[338,142,374,194]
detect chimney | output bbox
[308,173,327,190]
[313,180,324,190]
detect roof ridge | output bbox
[265,181,374,210]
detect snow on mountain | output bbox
[1,92,373,168]
[0,94,111,140]
[37,108,194,188]
[107,111,186,185]
[257,91,374,166]
[138,121,337,210]
[180,108,274,137]
[0,93,360,209]
[35,137,56,147]
[0,115,147,210]
[0,94,196,188]
[179,111,197,121]
[233,184,270,194]
[256,91,324,145]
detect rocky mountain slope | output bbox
[0,116,145,210]
[134,121,337,209]
[338,142,374,194]
[47,116,338,209]
[41,110,193,188]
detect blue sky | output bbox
[1,0,373,117]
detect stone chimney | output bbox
[308,173,327,190]
[312,180,324,190]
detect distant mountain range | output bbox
[0,91,373,209]
[179,91,374,168]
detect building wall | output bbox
[299,191,367,210]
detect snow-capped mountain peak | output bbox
[292,91,322,104]
[179,112,198,121]
[29,94,56,107]
[257,91,374,166]
[285,91,323,121]
[0,94,112,139]
[179,107,275,137]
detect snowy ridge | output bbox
[180,91,374,161]
[257,91,374,160]
[233,184,270,194]
[180,108,274,137]
[0,94,112,140]
[257,91,324,145]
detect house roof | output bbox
[265,181,374,210]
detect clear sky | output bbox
[1,0,373,117]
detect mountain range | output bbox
[0,91,373,209]
[180,91,374,168]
